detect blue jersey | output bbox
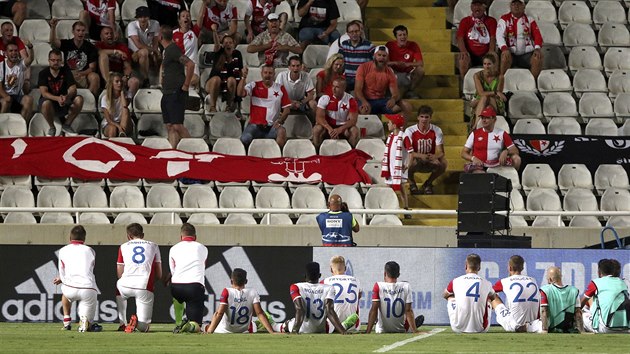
[317,211,355,246]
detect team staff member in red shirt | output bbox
[456,0,497,80]
[386,25,424,99]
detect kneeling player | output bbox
[52,225,102,332]
[116,223,162,333]
[204,268,276,334]
[365,261,424,333]
[273,262,351,334]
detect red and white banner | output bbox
[0,137,372,185]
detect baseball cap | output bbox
[135,6,150,18]
[479,106,497,117]
[384,114,405,128]
[267,13,280,21]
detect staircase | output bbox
[366,0,464,226]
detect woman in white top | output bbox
[101,72,131,138]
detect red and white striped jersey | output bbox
[173,28,199,65]
[290,282,335,333]
[371,281,413,333]
[84,0,115,26]
[245,81,291,125]
[494,275,540,325]
[445,273,494,333]
[202,3,238,32]
[317,93,358,127]
[215,287,261,333]
[403,124,444,154]
[245,0,278,34]
[117,239,161,292]
[464,127,514,167]
[58,241,97,290]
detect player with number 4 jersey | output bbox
[323,256,361,332]
[116,223,162,333]
[493,255,540,329]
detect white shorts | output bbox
[117,282,155,325]
[582,307,630,334]
[447,298,490,333]
[282,318,327,334]
[61,285,97,321]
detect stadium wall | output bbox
[1,245,628,325]
[0,224,627,248]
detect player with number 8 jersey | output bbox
[116,223,162,332]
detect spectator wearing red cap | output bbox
[403,105,447,195]
[456,0,497,81]
[312,77,359,149]
[382,113,411,214]
[461,105,521,173]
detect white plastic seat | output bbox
[542,46,568,70]
[558,164,594,195]
[604,47,630,76]
[150,213,183,224]
[40,212,74,224]
[487,166,522,190]
[453,0,473,26]
[110,186,145,211]
[593,2,627,28]
[283,139,316,158]
[600,187,630,211]
[508,92,542,119]
[356,139,386,162]
[122,0,148,24]
[19,19,51,44]
[187,213,221,224]
[569,215,601,227]
[54,20,76,40]
[369,215,403,225]
[585,118,618,135]
[547,117,582,134]
[364,187,399,211]
[36,186,71,211]
[568,46,603,73]
[489,0,511,20]
[133,89,163,114]
[319,139,352,156]
[595,165,630,195]
[235,44,260,67]
[255,187,291,211]
[209,112,242,143]
[0,175,31,191]
[606,216,630,227]
[218,187,255,217]
[543,93,578,118]
[296,214,318,225]
[114,213,147,224]
[504,69,537,92]
[360,162,388,193]
[51,0,82,19]
[70,113,99,137]
[32,42,53,66]
[476,115,511,132]
[0,186,34,210]
[558,1,593,29]
[291,186,326,210]
[248,139,281,158]
[526,188,562,212]
[177,138,210,153]
[532,215,565,227]
[614,92,630,119]
[79,212,110,224]
[463,68,483,100]
[224,213,257,224]
[537,69,572,96]
[182,185,218,215]
[260,213,293,225]
[579,93,614,120]
[510,215,529,227]
[538,22,563,46]
[284,114,313,139]
[357,115,385,139]
[522,164,558,194]
[513,119,546,134]
[29,113,62,137]
[73,185,107,208]
[562,23,597,48]
[608,70,630,99]
[33,176,70,191]
[27,0,51,19]
[213,137,246,155]
[274,0,294,22]
[329,185,363,209]
[302,45,329,68]
[526,1,558,23]
[146,185,181,208]
[4,212,36,224]
[573,69,608,97]
[245,67,262,84]
[618,119,630,134]
[184,114,207,140]
[563,188,598,213]
[0,113,27,137]
[598,22,630,50]
[137,114,168,140]
[508,190,525,211]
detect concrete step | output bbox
[372,40,450,53]
[408,99,463,111]
[368,0,435,7]
[409,193,458,208]
[437,122,468,135]
[366,7,446,19]
[444,135,467,146]
[367,18,446,29]
[415,86,460,99]
[370,28,451,43]
[403,217,457,226]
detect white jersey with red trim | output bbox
[494,275,540,325]
[172,28,199,65]
[323,274,361,330]
[169,238,207,285]
[290,282,335,333]
[85,0,115,26]
[445,273,494,333]
[215,287,260,333]
[58,241,97,290]
[464,127,514,167]
[371,281,413,333]
[317,93,358,127]
[117,239,161,292]
[403,124,443,154]
[245,81,291,125]
[203,3,238,32]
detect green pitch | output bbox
[2,323,630,353]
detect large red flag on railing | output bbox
[0,137,372,185]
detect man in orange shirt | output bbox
[354,45,412,120]
[386,25,424,99]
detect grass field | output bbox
[2,323,630,353]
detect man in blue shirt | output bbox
[316,194,360,246]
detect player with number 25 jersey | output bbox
[323,255,361,332]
